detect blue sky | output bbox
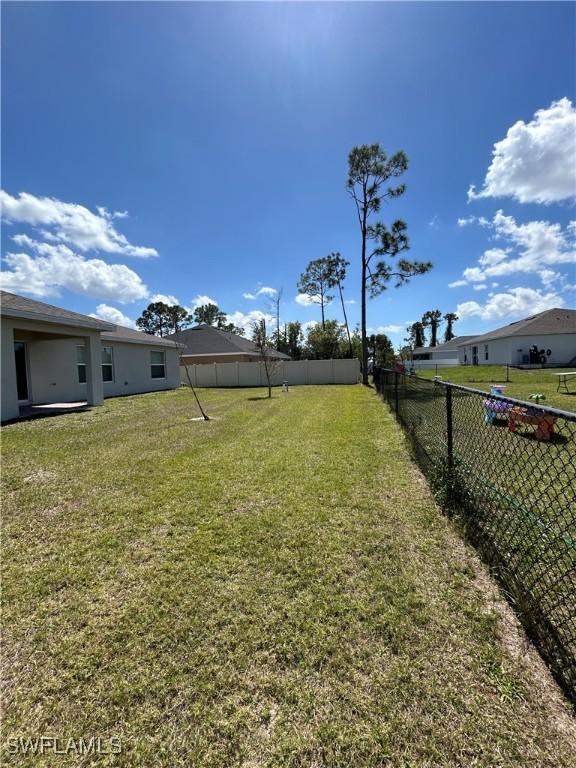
[2,1,575,345]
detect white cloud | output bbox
[457,215,489,227]
[452,211,575,285]
[256,286,277,297]
[428,215,439,229]
[1,239,148,302]
[1,191,158,257]
[368,324,403,334]
[538,270,561,287]
[473,284,487,291]
[344,299,356,304]
[468,98,576,204]
[226,309,276,335]
[190,294,218,310]
[243,286,278,300]
[462,267,486,283]
[149,293,180,306]
[90,304,136,328]
[448,279,468,288]
[491,282,500,288]
[478,248,508,267]
[457,287,563,321]
[295,293,322,306]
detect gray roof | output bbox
[0,290,113,331]
[1,291,178,347]
[102,325,179,348]
[456,308,576,345]
[413,335,478,355]
[167,324,291,359]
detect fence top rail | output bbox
[380,368,576,423]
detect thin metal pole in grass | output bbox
[445,385,454,472]
[173,327,210,421]
[182,363,210,421]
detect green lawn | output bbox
[417,365,576,410]
[2,386,575,767]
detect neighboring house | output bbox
[411,335,478,367]
[1,291,180,422]
[457,308,576,366]
[167,323,291,366]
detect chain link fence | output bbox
[374,367,576,703]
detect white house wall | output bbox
[432,350,460,361]
[1,319,20,421]
[3,318,104,419]
[5,331,179,413]
[100,340,180,397]
[458,334,576,366]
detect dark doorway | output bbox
[472,345,478,366]
[14,342,29,401]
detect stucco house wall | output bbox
[2,318,23,422]
[102,339,180,396]
[1,292,182,422]
[458,334,576,366]
[3,316,105,422]
[26,336,180,403]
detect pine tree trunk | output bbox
[361,230,368,385]
[338,281,353,356]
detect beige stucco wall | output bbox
[2,316,180,421]
[3,317,104,420]
[101,340,180,397]
[1,320,19,421]
[27,337,180,403]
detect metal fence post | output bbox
[446,384,453,472]
[394,372,399,414]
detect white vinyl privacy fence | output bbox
[181,359,360,388]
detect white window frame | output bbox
[150,350,166,379]
[76,345,87,384]
[102,346,114,382]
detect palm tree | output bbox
[422,310,442,347]
[443,312,459,342]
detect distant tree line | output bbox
[136,301,242,336]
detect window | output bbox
[151,350,166,379]
[484,344,489,361]
[77,346,86,383]
[102,346,114,382]
[78,345,114,382]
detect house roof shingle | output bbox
[167,324,291,359]
[0,290,114,330]
[456,308,576,346]
[1,291,178,347]
[412,335,478,355]
[102,325,179,348]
